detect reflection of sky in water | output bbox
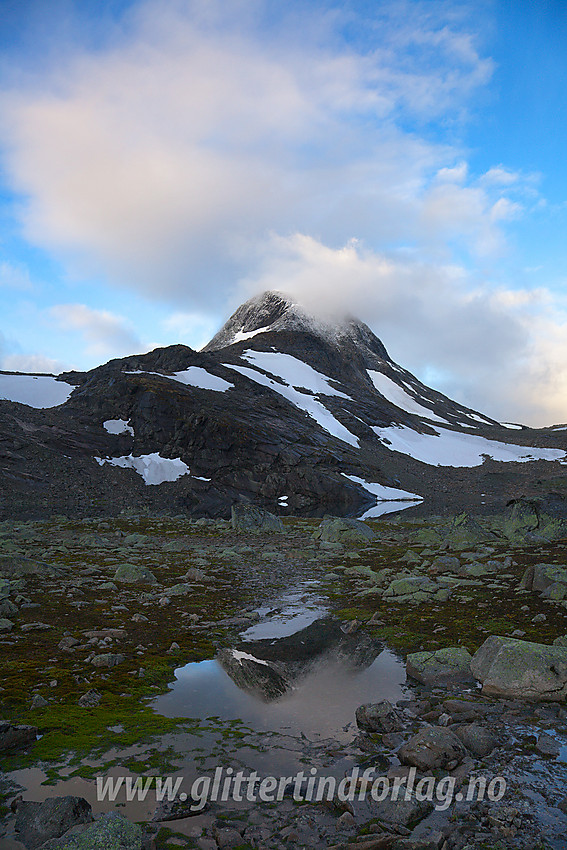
[359,501,417,519]
[153,649,407,740]
[241,584,329,640]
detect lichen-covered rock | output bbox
[355,700,403,733]
[384,576,438,598]
[14,796,93,849]
[443,513,494,548]
[41,811,141,849]
[407,646,473,686]
[313,517,376,544]
[113,563,157,584]
[531,564,567,599]
[90,653,125,668]
[398,727,467,771]
[471,635,567,700]
[502,496,567,543]
[429,555,460,574]
[231,503,283,533]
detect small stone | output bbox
[30,694,49,709]
[167,642,181,653]
[536,732,560,757]
[532,613,547,623]
[58,635,80,651]
[78,690,102,707]
[336,811,356,829]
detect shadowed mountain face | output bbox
[217,617,382,701]
[0,290,566,519]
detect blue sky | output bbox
[0,0,566,425]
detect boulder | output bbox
[231,503,283,533]
[471,635,567,700]
[383,575,442,604]
[502,496,567,543]
[355,700,403,733]
[113,563,157,584]
[398,727,467,771]
[0,721,37,752]
[90,653,125,668]
[454,724,497,757]
[502,498,540,542]
[0,556,63,578]
[429,556,460,574]
[406,647,474,686]
[14,796,93,849]
[313,517,376,544]
[528,564,567,598]
[443,513,494,548]
[371,796,433,828]
[40,811,141,849]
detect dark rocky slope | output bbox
[0,291,566,519]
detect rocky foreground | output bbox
[1,499,567,848]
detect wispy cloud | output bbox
[49,303,142,359]
[0,260,34,290]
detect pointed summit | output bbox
[202,290,391,362]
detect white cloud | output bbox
[0,0,504,305]
[1,353,67,374]
[238,233,567,426]
[49,303,142,358]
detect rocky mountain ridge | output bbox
[0,290,566,519]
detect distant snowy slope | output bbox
[373,424,566,467]
[0,374,75,408]
[367,370,448,423]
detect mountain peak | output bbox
[202,290,390,361]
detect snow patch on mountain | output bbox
[225,360,359,448]
[0,374,75,408]
[373,424,566,467]
[241,350,350,398]
[367,370,448,423]
[125,367,233,392]
[95,453,191,485]
[231,326,272,343]
[103,419,134,436]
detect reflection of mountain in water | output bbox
[217,617,382,702]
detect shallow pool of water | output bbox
[154,580,408,741]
